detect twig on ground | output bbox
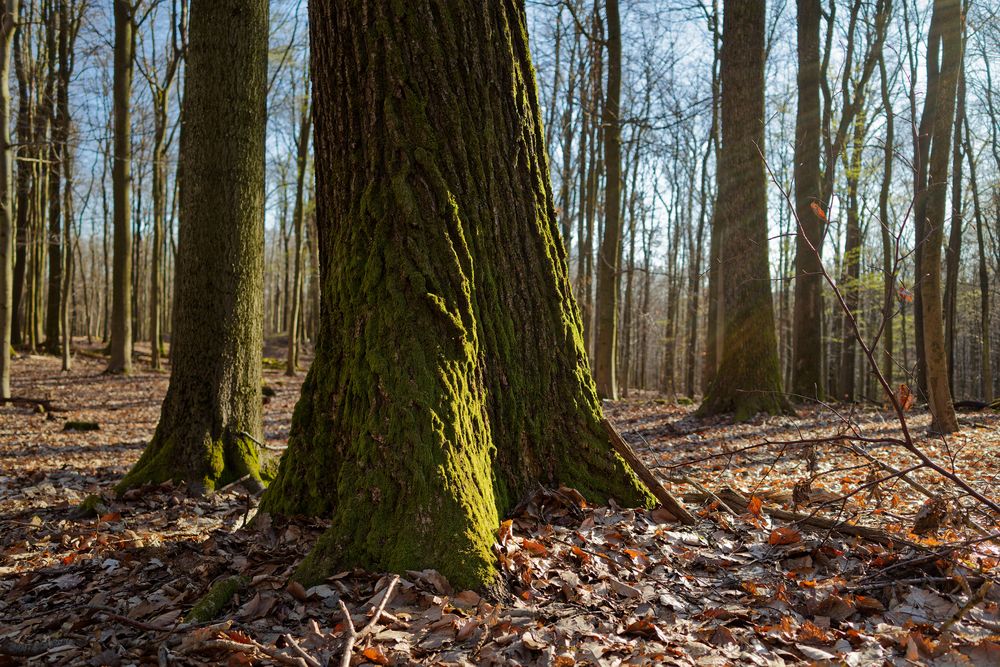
[940,580,993,633]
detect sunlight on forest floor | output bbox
[2,353,1000,665]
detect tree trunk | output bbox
[286,95,310,377]
[698,0,789,420]
[837,113,866,401]
[593,0,621,399]
[943,50,965,394]
[878,33,894,387]
[118,0,267,494]
[0,0,16,398]
[790,0,824,401]
[42,0,61,355]
[107,0,134,374]
[917,0,960,434]
[966,118,992,403]
[261,0,651,591]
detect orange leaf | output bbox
[362,646,389,665]
[521,539,549,557]
[810,201,828,221]
[896,384,915,411]
[497,519,514,546]
[768,527,801,546]
[747,495,763,518]
[896,284,914,303]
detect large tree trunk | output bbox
[107,0,134,374]
[593,0,621,399]
[42,0,62,356]
[118,0,266,494]
[698,0,789,420]
[943,51,965,394]
[790,0,824,401]
[261,0,651,591]
[0,0,16,399]
[917,0,960,434]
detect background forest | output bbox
[2,0,999,410]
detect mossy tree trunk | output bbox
[697,0,790,420]
[261,0,651,591]
[118,0,267,494]
[916,0,960,434]
[107,0,134,375]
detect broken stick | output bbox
[601,418,697,525]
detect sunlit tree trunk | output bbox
[118,0,267,493]
[261,0,650,591]
[107,0,135,374]
[698,0,790,420]
[916,0,960,433]
[0,0,17,399]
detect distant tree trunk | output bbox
[878,33,894,386]
[593,0,621,399]
[118,0,267,494]
[57,0,71,371]
[790,0,823,401]
[698,0,789,420]
[108,0,135,374]
[286,94,310,377]
[0,0,17,399]
[916,0,960,434]
[9,13,26,348]
[966,119,992,403]
[943,47,965,394]
[701,0,721,391]
[837,112,866,401]
[261,0,650,591]
[40,0,61,355]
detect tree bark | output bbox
[261,0,651,591]
[790,0,823,400]
[965,117,992,403]
[593,0,621,399]
[107,0,135,374]
[0,0,17,399]
[698,0,790,420]
[118,0,267,493]
[285,94,310,377]
[917,0,960,434]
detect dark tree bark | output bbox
[107,0,135,374]
[697,0,790,419]
[286,92,310,377]
[261,0,650,591]
[790,0,823,400]
[118,0,267,493]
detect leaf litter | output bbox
[1,354,999,665]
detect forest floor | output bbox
[2,350,1000,666]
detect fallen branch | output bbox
[338,574,401,667]
[714,487,923,550]
[601,418,697,525]
[0,638,75,657]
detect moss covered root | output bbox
[187,575,247,622]
[116,430,262,496]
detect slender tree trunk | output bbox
[837,112,866,400]
[701,0,721,391]
[0,0,17,398]
[42,0,61,355]
[698,0,789,420]
[118,0,267,494]
[286,95,310,376]
[108,0,134,374]
[966,119,992,402]
[917,0,960,434]
[261,0,650,591]
[593,0,621,399]
[791,0,824,400]
[943,50,965,394]
[878,34,895,386]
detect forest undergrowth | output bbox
[2,352,1000,666]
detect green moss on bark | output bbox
[262,0,651,591]
[187,575,247,622]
